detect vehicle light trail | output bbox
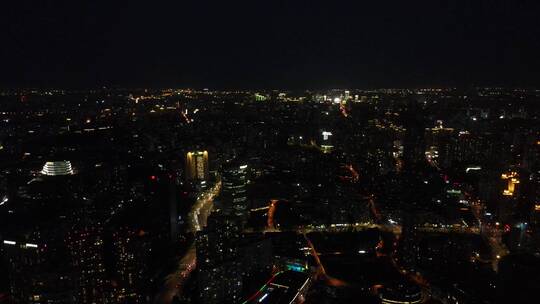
[241,271,284,304]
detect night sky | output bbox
[2,1,540,89]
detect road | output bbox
[267,199,278,230]
[242,270,312,304]
[241,271,285,304]
[154,181,221,304]
[258,221,480,236]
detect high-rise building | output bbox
[2,234,81,304]
[219,163,248,219]
[66,224,112,304]
[110,227,152,303]
[344,90,350,101]
[196,214,243,304]
[2,240,64,303]
[186,151,209,181]
[320,130,334,153]
[496,169,529,222]
[238,236,273,277]
[196,163,252,303]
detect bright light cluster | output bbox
[501,171,519,196]
[41,161,74,176]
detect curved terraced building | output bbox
[40,161,75,176]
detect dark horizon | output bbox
[2,84,540,92]
[2,1,540,89]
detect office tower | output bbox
[196,214,243,304]
[220,163,248,220]
[1,240,62,303]
[185,151,209,181]
[66,224,111,304]
[238,236,273,277]
[110,227,152,303]
[320,130,334,153]
[2,230,86,303]
[424,122,454,168]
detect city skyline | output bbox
[2,2,540,304]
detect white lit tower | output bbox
[220,163,248,220]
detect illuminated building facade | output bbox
[498,170,527,222]
[2,236,86,303]
[1,240,62,303]
[186,151,209,181]
[41,161,74,176]
[424,122,454,168]
[501,171,519,196]
[220,163,248,219]
[110,228,152,303]
[196,214,243,304]
[66,225,112,304]
[238,236,273,276]
[320,131,334,153]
